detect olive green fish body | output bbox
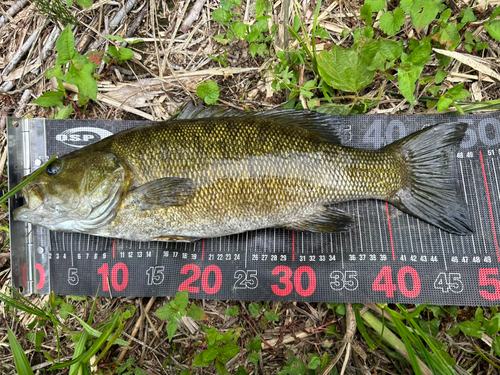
[13,111,472,241]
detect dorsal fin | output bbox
[172,102,343,144]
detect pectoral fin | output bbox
[282,206,353,232]
[125,177,195,210]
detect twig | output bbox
[2,20,48,77]
[180,0,207,33]
[0,0,29,28]
[13,89,32,117]
[110,0,139,29]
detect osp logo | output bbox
[55,127,114,148]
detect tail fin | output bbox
[384,122,472,235]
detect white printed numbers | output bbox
[146,266,165,285]
[330,271,359,291]
[434,272,463,293]
[233,270,258,289]
[68,268,79,285]
[363,120,407,148]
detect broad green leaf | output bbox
[255,0,267,16]
[196,81,219,105]
[360,3,373,25]
[379,38,403,60]
[231,21,246,38]
[66,0,74,6]
[245,335,261,351]
[493,336,500,357]
[400,0,413,14]
[26,331,45,352]
[397,64,424,105]
[432,23,461,50]
[459,7,476,29]
[166,320,178,342]
[76,0,92,7]
[193,348,219,367]
[446,83,470,100]
[187,303,208,320]
[483,316,500,336]
[283,357,307,375]
[118,47,134,60]
[107,36,143,45]
[315,103,352,115]
[63,63,98,100]
[56,25,76,64]
[248,353,259,365]
[485,19,500,41]
[407,40,431,65]
[366,0,385,12]
[224,306,239,316]
[418,318,440,336]
[155,304,174,320]
[379,8,405,36]
[249,43,268,58]
[317,42,378,92]
[107,45,120,59]
[217,344,241,362]
[308,355,321,370]
[427,85,441,96]
[438,8,451,23]
[215,358,231,375]
[435,68,446,84]
[59,301,76,320]
[409,0,446,32]
[55,105,73,119]
[249,302,261,317]
[212,9,231,25]
[8,328,35,375]
[264,311,279,322]
[33,91,65,108]
[45,65,64,80]
[457,320,483,338]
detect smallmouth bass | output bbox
[13,109,472,241]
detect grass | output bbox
[2,0,500,373]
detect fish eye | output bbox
[46,159,62,176]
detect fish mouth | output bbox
[12,182,44,221]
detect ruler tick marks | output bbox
[459,160,468,205]
[439,231,448,271]
[385,202,395,261]
[471,159,488,254]
[479,151,500,262]
[202,238,205,260]
[356,201,363,252]
[406,216,415,254]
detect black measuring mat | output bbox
[7,113,500,305]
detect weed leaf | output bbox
[380,8,405,36]
[33,91,65,108]
[317,41,378,92]
[56,25,75,64]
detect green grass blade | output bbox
[0,154,58,205]
[70,313,129,346]
[80,313,120,363]
[384,308,423,375]
[353,306,377,350]
[7,327,35,375]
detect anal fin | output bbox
[153,236,201,242]
[282,206,353,233]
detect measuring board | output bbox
[7,113,500,305]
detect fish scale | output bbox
[14,112,471,243]
[11,113,500,304]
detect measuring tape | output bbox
[7,113,500,305]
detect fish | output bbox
[13,106,472,242]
